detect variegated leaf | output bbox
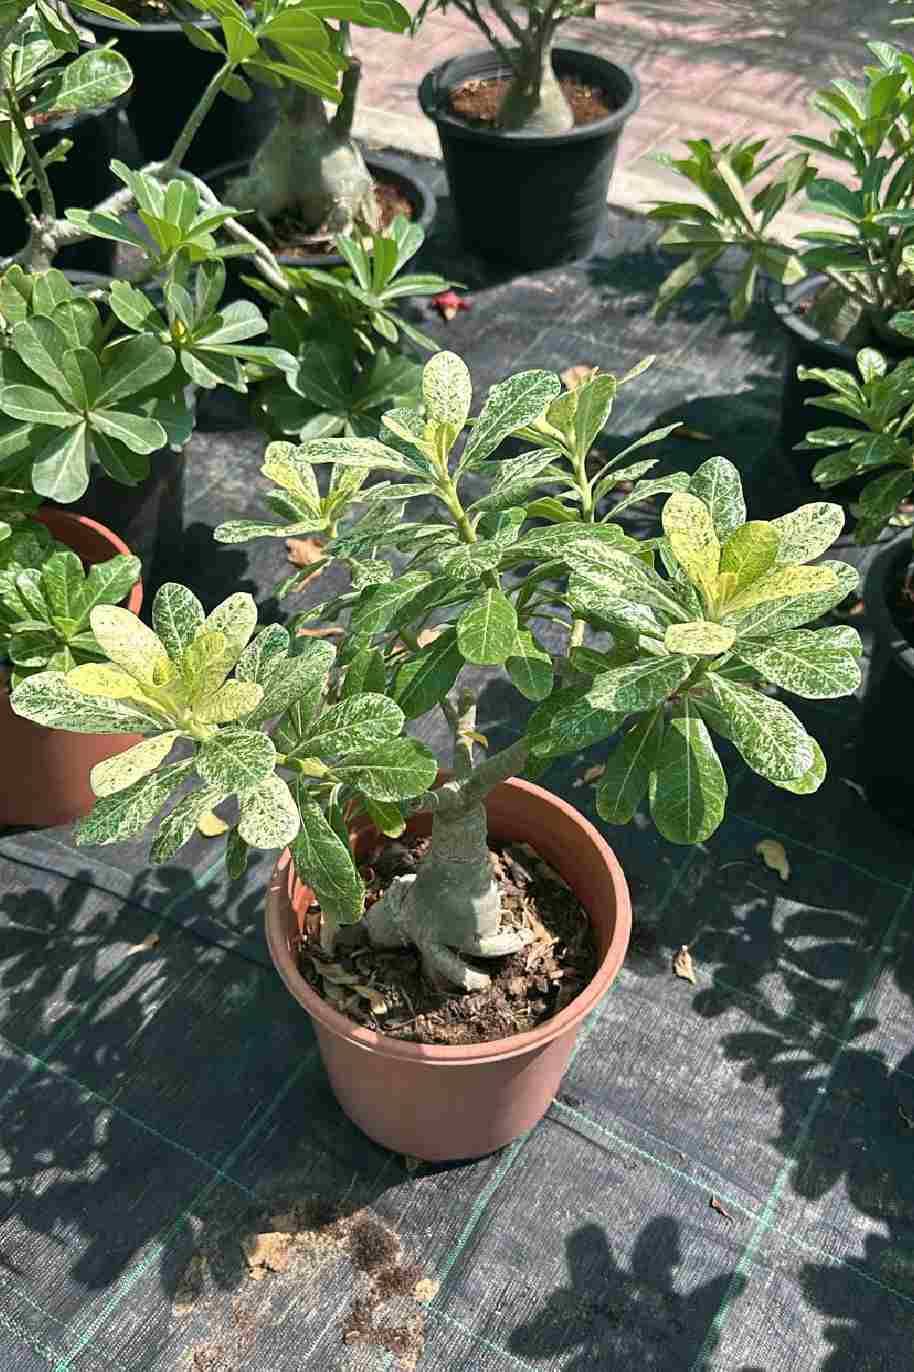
[456,589,518,665]
[196,727,276,792]
[89,606,171,686]
[724,563,839,616]
[291,436,416,473]
[150,783,225,863]
[238,773,301,848]
[568,574,666,636]
[726,560,859,636]
[246,640,334,727]
[75,760,193,846]
[336,737,438,801]
[663,621,736,656]
[459,370,562,471]
[506,629,553,701]
[706,674,814,782]
[588,656,692,713]
[152,583,205,661]
[688,456,746,539]
[773,737,826,794]
[235,624,291,685]
[422,350,472,430]
[394,629,464,720]
[596,708,665,824]
[292,694,403,759]
[261,441,322,515]
[196,679,265,723]
[563,543,690,622]
[648,701,727,844]
[771,502,845,564]
[290,792,364,924]
[718,522,780,599]
[199,592,258,672]
[67,662,155,702]
[734,630,861,698]
[528,687,625,758]
[661,492,720,604]
[90,731,179,797]
[11,671,166,734]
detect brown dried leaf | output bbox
[673,945,697,985]
[241,1232,293,1279]
[709,1196,733,1221]
[573,763,606,788]
[678,425,713,441]
[355,984,388,1015]
[313,959,361,987]
[414,1278,440,1303]
[755,839,790,882]
[286,536,325,568]
[561,364,598,390]
[127,933,159,954]
[297,625,344,638]
[416,625,446,647]
[196,810,229,838]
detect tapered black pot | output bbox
[84,13,276,174]
[0,104,120,274]
[206,150,438,302]
[418,47,639,269]
[858,531,914,830]
[771,276,914,489]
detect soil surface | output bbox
[448,75,613,127]
[266,178,415,258]
[297,834,598,1045]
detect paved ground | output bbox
[354,0,903,238]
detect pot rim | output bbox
[768,272,859,363]
[265,776,632,1066]
[83,7,219,32]
[418,45,640,146]
[862,529,914,678]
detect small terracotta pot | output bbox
[265,778,631,1161]
[0,510,144,828]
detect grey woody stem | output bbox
[161,61,234,178]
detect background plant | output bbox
[647,40,914,339]
[12,351,862,991]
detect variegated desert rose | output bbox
[12,352,862,990]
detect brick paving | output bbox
[353,0,903,236]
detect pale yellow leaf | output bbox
[197,810,229,838]
[664,621,736,656]
[726,564,837,614]
[90,732,179,798]
[67,663,149,700]
[297,625,344,638]
[662,492,720,604]
[755,838,790,881]
[89,606,172,687]
[673,945,697,984]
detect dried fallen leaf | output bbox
[312,959,361,987]
[847,598,865,616]
[709,1196,733,1221]
[432,289,471,322]
[297,625,344,638]
[573,763,606,788]
[355,984,388,1015]
[241,1232,293,1280]
[416,624,446,647]
[673,945,696,985]
[196,810,229,838]
[755,839,790,882]
[286,535,325,567]
[678,425,713,441]
[414,1278,440,1303]
[127,933,159,954]
[840,776,867,800]
[561,363,598,390]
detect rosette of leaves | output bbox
[796,338,914,543]
[0,267,179,502]
[0,520,139,685]
[9,583,437,921]
[648,43,914,335]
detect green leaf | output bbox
[718,521,781,601]
[734,630,861,698]
[290,793,364,924]
[456,589,518,665]
[528,686,625,758]
[32,46,132,113]
[571,373,617,456]
[422,350,471,430]
[90,409,165,455]
[0,385,78,428]
[79,555,141,621]
[9,315,73,402]
[688,456,746,539]
[506,629,553,701]
[152,583,205,661]
[662,492,721,603]
[596,708,665,824]
[648,702,727,844]
[225,827,250,879]
[150,783,225,863]
[90,731,179,797]
[773,737,826,794]
[341,646,386,699]
[10,671,166,734]
[31,423,90,501]
[336,737,437,801]
[459,370,562,470]
[770,502,845,563]
[723,563,839,616]
[246,640,334,727]
[40,548,84,627]
[706,674,814,782]
[349,572,433,636]
[664,621,736,656]
[238,774,301,849]
[96,335,175,407]
[360,795,405,838]
[393,628,464,720]
[588,656,692,713]
[75,760,193,847]
[90,606,170,686]
[196,727,276,792]
[293,694,403,758]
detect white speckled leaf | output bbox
[664,621,736,656]
[528,686,624,758]
[261,442,322,514]
[662,492,721,603]
[734,630,861,698]
[688,455,746,539]
[293,694,403,759]
[422,351,472,430]
[246,641,334,728]
[90,731,179,797]
[771,503,845,564]
[648,700,727,844]
[238,773,301,849]
[199,593,258,672]
[569,574,666,636]
[724,563,838,615]
[11,671,166,734]
[196,679,265,723]
[457,589,518,665]
[596,708,665,824]
[67,662,155,702]
[75,760,193,846]
[235,624,291,685]
[459,370,562,471]
[152,583,205,661]
[89,606,171,686]
[772,737,826,794]
[150,784,225,863]
[290,436,416,473]
[588,655,693,713]
[707,673,814,782]
[336,737,438,801]
[196,727,276,792]
[726,561,859,636]
[563,543,690,622]
[290,794,364,924]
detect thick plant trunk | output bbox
[226,63,380,238]
[497,43,573,135]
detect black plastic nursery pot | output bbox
[206,150,438,301]
[418,47,639,270]
[84,13,276,175]
[771,275,914,492]
[858,531,914,830]
[0,104,120,275]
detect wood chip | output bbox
[673,945,697,985]
[709,1196,733,1221]
[241,1232,293,1280]
[755,839,790,882]
[561,364,598,389]
[127,933,159,954]
[196,810,229,837]
[414,1278,440,1303]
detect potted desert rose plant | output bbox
[647,38,914,476]
[414,0,639,268]
[10,350,861,1160]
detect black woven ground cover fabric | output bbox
[1,161,912,1372]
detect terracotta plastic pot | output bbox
[265,777,631,1161]
[0,510,144,829]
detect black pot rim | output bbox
[768,273,860,365]
[83,7,217,32]
[204,149,438,269]
[862,529,914,679]
[418,45,640,146]
[30,96,123,136]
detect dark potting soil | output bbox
[296,834,598,1045]
[266,178,415,257]
[447,75,614,128]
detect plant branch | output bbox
[449,0,520,70]
[162,61,234,177]
[458,735,529,807]
[487,0,528,49]
[441,687,478,778]
[330,53,362,139]
[7,75,56,224]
